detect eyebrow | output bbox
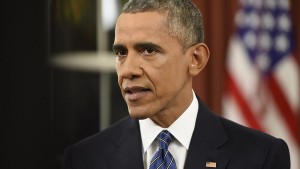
[112,44,126,53]
[134,42,164,52]
[112,42,164,53]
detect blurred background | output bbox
[2,0,299,169]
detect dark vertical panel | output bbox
[192,0,238,114]
[192,0,210,103]
[206,0,226,114]
[50,69,100,167]
[290,0,300,139]
[290,0,300,63]
[3,0,52,168]
[49,0,127,166]
[49,0,100,167]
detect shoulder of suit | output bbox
[218,116,285,145]
[72,116,136,149]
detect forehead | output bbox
[116,12,167,29]
[114,12,170,43]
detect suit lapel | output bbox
[184,98,229,169]
[108,118,144,169]
[107,98,230,169]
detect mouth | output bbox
[124,86,150,94]
[123,86,151,101]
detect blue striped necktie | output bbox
[149,130,177,169]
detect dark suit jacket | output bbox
[62,98,290,169]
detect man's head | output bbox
[122,0,204,51]
[113,0,209,127]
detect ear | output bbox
[188,43,210,76]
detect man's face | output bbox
[113,12,195,126]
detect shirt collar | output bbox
[139,91,199,153]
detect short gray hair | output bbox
[121,0,204,51]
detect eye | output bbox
[141,48,157,56]
[114,49,128,58]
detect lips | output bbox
[123,86,151,101]
[124,86,150,94]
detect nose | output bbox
[117,54,143,80]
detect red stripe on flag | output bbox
[267,75,300,145]
[227,74,263,131]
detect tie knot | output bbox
[157,130,174,149]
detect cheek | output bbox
[115,66,122,87]
[115,61,120,72]
[149,66,179,91]
[117,76,123,89]
[159,60,189,85]
[150,59,183,81]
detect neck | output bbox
[150,90,194,128]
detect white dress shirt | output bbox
[139,92,199,169]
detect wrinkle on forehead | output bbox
[114,12,170,44]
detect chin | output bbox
[128,108,152,120]
[128,112,148,120]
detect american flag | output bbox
[222,0,300,168]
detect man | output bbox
[62,0,290,168]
